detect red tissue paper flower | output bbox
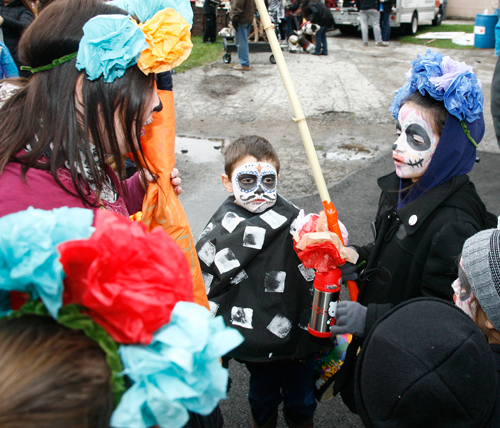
[58,210,194,345]
[293,213,346,273]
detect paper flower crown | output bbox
[389,50,484,126]
[21,0,193,82]
[0,207,243,428]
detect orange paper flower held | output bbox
[59,210,194,344]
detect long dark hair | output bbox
[0,315,113,428]
[0,0,155,206]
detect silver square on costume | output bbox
[230,270,248,285]
[231,306,254,329]
[264,271,286,293]
[298,264,316,282]
[198,241,216,266]
[267,314,292,338]
[199,222,214,240]
[208,301,220,317]
[243,226,266,250]
[215,248,240,274]
[260,210,287,229]
[222,212,245,233]
[202,272,214,294]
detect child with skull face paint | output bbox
[196,136,331,428]
[329,51,498,413]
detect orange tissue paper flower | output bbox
[58,210,194,345]
[137,8,193,75]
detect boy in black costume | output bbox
[196,136,330,428]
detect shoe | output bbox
[376,41,389,47]
[362,42,368,47]
[320,52,328,55]
[251,408,278,428]
[232,64,250,71]
[311,52,321,55]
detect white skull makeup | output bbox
[452,258,477,319]
[232,162,278,213]
[393,104,440,181]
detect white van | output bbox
[331,0,443,35]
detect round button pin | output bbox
[408,215,418,226]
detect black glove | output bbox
[329,301,367,337]
[339,262,358,282]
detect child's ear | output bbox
[221,174,233,193]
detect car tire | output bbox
[432,7,443,26]
[405,12,418,35]
[339,26,358,34]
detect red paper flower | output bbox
[59,210,194,344]
[295,242,345,273]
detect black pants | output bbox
[203,12,217,42]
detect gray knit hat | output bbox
[462,229,500,330]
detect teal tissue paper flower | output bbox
[109,0,193,27]
[110,301,244,428]
[0,207,94,317]
[76,14,148,82]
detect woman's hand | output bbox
[170,168,182,195]
[139,170,158,191]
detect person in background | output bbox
[491,55,500,149]
[300,0,334,55]
[230,0,255,71]
[355,0,384,47]
[0,0,34,76]
[379,0,393,45]
[0,40,18,79]
[354,298,500,428]
[203,0,217,43]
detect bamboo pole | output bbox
[252,0,359,301]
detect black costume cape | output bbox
[196,195,331,362]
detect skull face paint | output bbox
[452,258,477,319]
[232,162,278,213]
[392,104,440,181]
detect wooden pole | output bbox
[251,0,359,300]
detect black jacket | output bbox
[334,172,497,412]
[356,172,496,332]
[491,56,500,148]
[0,0,34,68]
[304,1,334,27]
[355,0,379,11]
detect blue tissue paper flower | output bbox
[76,14,148,82]
[0,207,94,317]
[444,71,484,123]
[110,0,193,27]
[389,49,483,123]
[110,301,244,428]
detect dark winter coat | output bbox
[0,0,34,68]
[356,172,496,332]
[489,344,500,426]
[355,0,379,11]
[333,171,496,412]
[491,56,500,148]
[230,0,255,25]
[195,195,331,363]
[303,1,334,27]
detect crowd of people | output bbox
[0,0,499,428]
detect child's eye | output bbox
[240,177,255,184]
[262,176,275,184]
[411,134,425,144]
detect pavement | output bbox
[170,24,500,428]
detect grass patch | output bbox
[396,23,475,49]
[174,36,224,73]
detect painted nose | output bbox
[392,143,397,150]
[255,185,265,195]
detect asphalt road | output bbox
[173,26,500,428]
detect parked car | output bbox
[331,0,443,35]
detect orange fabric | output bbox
[139,89,209,310]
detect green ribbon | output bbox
[21,52,78,74]
[6,300,126,407]
[461,120,479,148]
